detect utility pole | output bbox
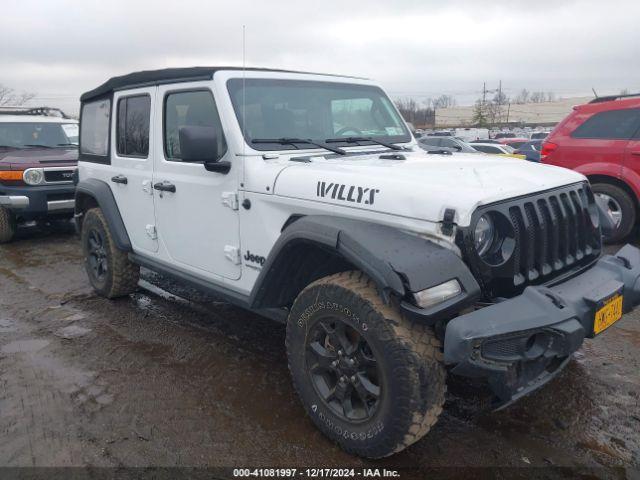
[498,80,503,125]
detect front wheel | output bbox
[286,271,446,458]
[0,207,17,243]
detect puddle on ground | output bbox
[55,325,92,339]
[0,318,16,332]
[1,338,50,354]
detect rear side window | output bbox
[164,90,227,161]
[572,109,640,140]
[80,98,111,158]
[117,95,151,157]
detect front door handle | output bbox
[111,174,128,184]
[631,151,640,156]
[153,181,176,193]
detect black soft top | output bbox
[80,66,364,102]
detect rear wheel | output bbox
[81,208,139,298]
[286,271,446,458]
[0,207,17,243]
[592,183,636,243]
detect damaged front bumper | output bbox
[444,244,640,409]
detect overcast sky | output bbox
[2,0,639,113]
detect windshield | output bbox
[0,122,78,148]
[227,79,411,150]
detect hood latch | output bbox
[441,208,456,236]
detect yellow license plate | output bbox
[594,294,623,335]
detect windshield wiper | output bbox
[252,138,346,155]
[23,144,54,149]
[325,136,404,151]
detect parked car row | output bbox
[418,135,526,159]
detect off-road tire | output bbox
[592,183,636,244]
[81,208,139,298]
[286,271,446,458]
[0,207,17,243]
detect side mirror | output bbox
[178,126,230,173]
[454,145,462,151]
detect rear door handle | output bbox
[111,174,128,184]
[153,181,176,193]
[632,151,640,156]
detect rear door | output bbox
[110,88,158,253]
[622,109,640,176]
[565,108,640,174]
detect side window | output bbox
[572,109,640,140]
[440,138,455,148]
[117,95,151,157]
[80,98,111,158]
[164,90,227,161]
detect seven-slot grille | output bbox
[465,182,602,296]
[43,167,76,183]
[509,185,598,285]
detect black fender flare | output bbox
[249,215,480,321]
[74,178,132,252]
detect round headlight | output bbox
[23,168,44,185]
[474,214,495,257]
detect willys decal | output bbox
[317,182,380,205]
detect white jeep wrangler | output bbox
[75,67,640,458]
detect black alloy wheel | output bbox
[305,315,381,422]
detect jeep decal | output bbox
[316,182,380,205]
[244,250,266,266]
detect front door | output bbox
[110,88,158,253]
[152,84,241,281]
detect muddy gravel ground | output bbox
[0,223,639,477]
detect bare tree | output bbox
[433,94,456,109]
[0,84,36,106]
[620,88,630,95]
[394,98,435,127]
[546,91,556,102]
[514,89,530,104]
[530,91,546,103]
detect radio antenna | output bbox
[242,25,246,158]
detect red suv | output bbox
[541,94,640,242]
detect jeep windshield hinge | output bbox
[222,192,239,210]
[224,245,241,265]
[441,208,456,236]
[145,224,157,240]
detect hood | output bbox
[273,150,586,226]
[0,147,78,169]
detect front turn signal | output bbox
[0,170,24,182]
